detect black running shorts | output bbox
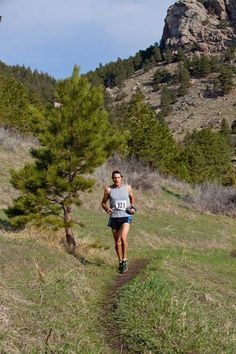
[108,216,132,231]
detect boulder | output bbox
[161,0,236,54]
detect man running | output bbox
[101,170,136,273]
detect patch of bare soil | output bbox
[102,259,148,353]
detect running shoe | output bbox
[118,261,123,273]
[121,260,128,273]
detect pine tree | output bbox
[6,67,121,248]
[126,93,178,173]
[160,87,175,116]
[0,75,43,133]
[181,128,233,184]
[176,48,186,62]
[164,50,174,64]
[199,55,211,76]
[152,47,162,62]
[218,66,234,94]
[224,47,235,64]
[176,64,191,96]
[220,118,231,144]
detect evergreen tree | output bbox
[6,67,121,248]
[164,50,174,64]
[175,64,191,96]
[224,47,235,63]
[0,75,43,133]
[153,68,172,84]
[126,93,178,173]
[181,128,233,184]
[209,55,220,72]
[189,54,201,77]
[176,48,186,62]
[199,54,211,76]
[220,118,231,145]
[160,87,175,116]
[153,47,162,62]
[218,66,234,94]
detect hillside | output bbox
[0,60,56,104]
[0,130,236,353]
[108,61,236,140]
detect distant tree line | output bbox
[0,60,56,104]
[85,44,163,88]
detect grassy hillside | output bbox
[0,132,236,353]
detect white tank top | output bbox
[109,185,130,218]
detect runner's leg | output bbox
[112,229,122,261]
[120,223,130,260]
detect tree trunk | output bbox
[63,205,76,250]
[149,161,154,172]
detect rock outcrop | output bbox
[161,0,236,53]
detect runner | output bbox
[101,170,136,273]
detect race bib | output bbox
[115,200,127,211]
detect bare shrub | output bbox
[93,163,111,184]
[184,182,236,216]
[158,175,194,196]
[108,155,162,192]
[0,128,37,152]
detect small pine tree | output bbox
[199,55,211,76]
[218,66,234,95]
[164,49,174,64]
[220,118,232,146]
[152,47,162,62]
[176,64,191,96]
[153,68,172,85]
[160,87,175,116]
[6,67,122,248]
[176,48,186,62]
[224,47,235,63]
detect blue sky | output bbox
[0,0,174,79]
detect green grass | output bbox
[114,249,236,354]
[1,141,236,353]
[0,236,114,353]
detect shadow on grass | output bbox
[63,242,106,266]
[162,186,184,200]
[74,253,106,266]
[0,218,14,232]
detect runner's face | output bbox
[113,173,122,187]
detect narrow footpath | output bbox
[102,259,148,353]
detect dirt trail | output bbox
[103,259,148,353]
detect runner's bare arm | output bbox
[101,187,113,214]
[128,185,135,206]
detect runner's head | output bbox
[112,170,123,187]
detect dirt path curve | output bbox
[102,259,148,353]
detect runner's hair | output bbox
[112,170,123,179]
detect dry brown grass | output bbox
[1,227,65,249]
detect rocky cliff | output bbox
[161,0,236,53]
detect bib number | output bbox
[115,200,127,211]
